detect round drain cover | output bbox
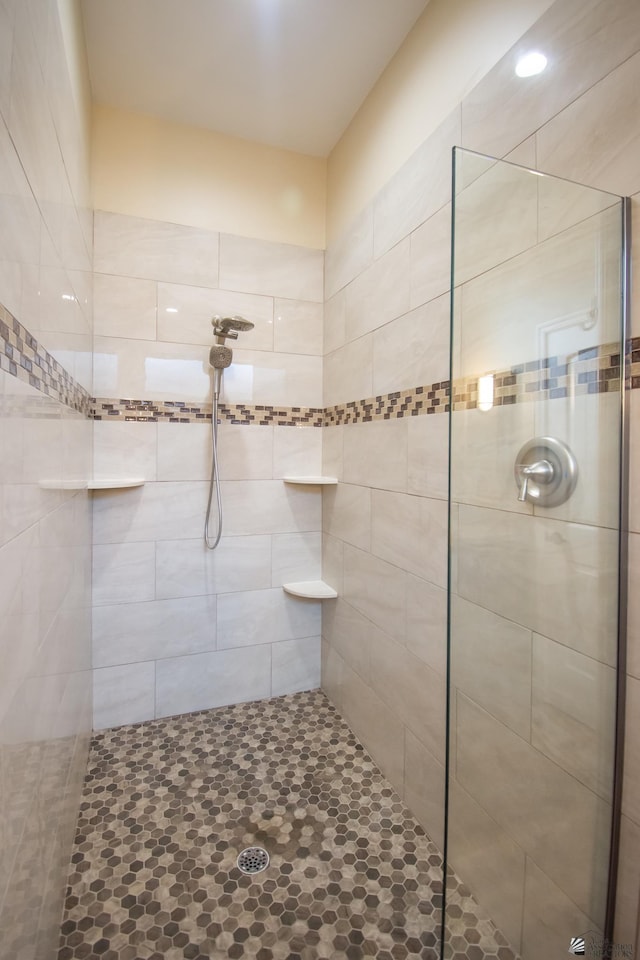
[237,846,269,875]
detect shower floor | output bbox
[57,690,515,960]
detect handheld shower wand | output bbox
[204,316,255,549]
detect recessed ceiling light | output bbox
[515,51,547,78]
[165,307,178,313]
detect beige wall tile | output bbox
[322,598,372,684]
[93,596,216,668]
[332,647,405,792]
[409,203,451,310]
[532,633,616,798]
[457,504,619,666]
[274,298,323,355]
[521,857,599,960]
[372,296,449,396]
[93,274,157,340]
[373,108,459,259]
[405,573,447,677]
[343,543,406,643]
[95,211,219,286]
[272,635,321,696]
[614,814,640,952]
[451,402,535,515]
[448,782,526,954]
[323,288,346,355]
[323,335,373,407]
[217,587,320,649]
[92,481,208,544]
[460,0,640,160]
[219,233,323,302]
[452,596,532,740]
[536,51,640,198]
[345,238,411,342]
[369,629,446,764]
[324,203,373,300]
[321,533,344,598]
[94,421,157,482]
[271,532,321,587]
[322,482,371,551]
[343,419,408,493]
[321,424,343,481]
[623,675,640,827]
[157,283,274,351]
[457,694,610,923]
[407,412,449,501]
[155,645,272,718]
[404,730,445,852]
[93,661,156,730]
[272,425,322,479]
[371,489,448,587]
[155,535,271,599]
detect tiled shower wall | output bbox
[91,211,325,728]
[0,1,93,958]
[320,0,640,954]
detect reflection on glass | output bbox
[443,148,625,960]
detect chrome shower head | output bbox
[212,315,255,340]
[209,344,232,369]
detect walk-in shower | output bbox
[204,315,255,549]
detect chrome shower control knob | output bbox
[514,437,578,507]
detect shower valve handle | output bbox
[516,459,554,502]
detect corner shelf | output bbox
[283,580,338,600]
[88,479,146,490]
[282,476,338,485]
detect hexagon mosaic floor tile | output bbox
[58,690,517,960]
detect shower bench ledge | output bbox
[282,476,338,484]
[282,580,338,599]
[88,478,146,490]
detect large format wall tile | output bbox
[93,661,156,729]
[404,730,445,853]
[93,274,157,340]
[536,50,640,198]
[521,857,598,960]
[460,0,640,161]
[448,782,526,954]
[322,482,372,551]
[155,645,272,718]
[155,535,272,599]
[532,633,616,798]
[157,283,274,351]
[373,109,460,260]
[371,489,448,588]
[369,629,446,764]
[456,694,610,923]
[343,544,406,643]
[219,233,324,302]
[457,504,618,666]
[272,635,321,696]
[95,211,219,287]
[372,296,449,397]
[343,419,408,493]
[324,204,373,300]
[216,587,320,649]
[345,238,411,342]
[92,596,217,668]
[451,596,532,740]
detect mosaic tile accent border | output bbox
[0,295,634,430]
[0,303,91,415]
[90,398,325,427]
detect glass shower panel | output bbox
[443,148,626,960]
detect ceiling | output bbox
[80,0,429,158]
